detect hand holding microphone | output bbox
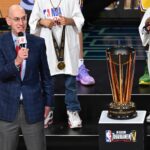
[15,48,29,64]
[15,32,29,66]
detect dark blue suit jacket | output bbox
[0,32,53,124]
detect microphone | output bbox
[18,32,28,60]
[18,32,27,48]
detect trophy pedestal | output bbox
[98,110,146,150]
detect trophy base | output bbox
[107,102,137,119]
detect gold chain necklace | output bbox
[50,0,61,9]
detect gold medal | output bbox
[57,61,65,70]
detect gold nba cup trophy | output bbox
[106,46,137,119]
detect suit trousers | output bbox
[0,105,46,150]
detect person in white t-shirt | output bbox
[29,0,84,129]
[20,0,95,86]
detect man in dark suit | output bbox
[0,4,53,150]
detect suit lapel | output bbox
[3,32,16,61]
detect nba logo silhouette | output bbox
[105,130,112,143]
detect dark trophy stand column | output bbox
[98,47,146,150]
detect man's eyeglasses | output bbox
[9,16,27,22]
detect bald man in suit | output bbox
[0,4,53,150]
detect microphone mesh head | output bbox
[18,32,24,37]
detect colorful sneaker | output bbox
[139,66,150,85]
[44,110,53,128]
[76,64,95,85]
[67,110,82,129]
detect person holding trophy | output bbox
[29,0,84,128]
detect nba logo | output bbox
[105,130,112,143]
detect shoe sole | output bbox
[69,124,82,129]
[147,120,150,123]
[76,77,95,85]
[68,121,82,129]
[48,120,53,125]
[80,80,95,85]
[139,81,150,85]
